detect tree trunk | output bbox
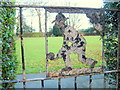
[35,8,42,32]
[31,17,33,32]
[38,14,42,32]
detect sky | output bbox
[47,0,103,8]
[15,0,104,32]
[15,0,103,8]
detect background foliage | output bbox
[16,18,36,35]
[80,27,100,36]
[51,24,64,37]
[50,25,100,36]
[0,2,17,88]
[21,32,44,37]
[104,2,120,88]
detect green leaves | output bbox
[104,2,119,87]
[52,24,63,36]
[1,2,18,89]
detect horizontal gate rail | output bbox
[0,5,120,12]
[0,78,50,84]
[0,70,119,84]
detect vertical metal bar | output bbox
[41,80,44,90]
[102,10,106,89]
[116,11,120,89]
[101,10,105,70]
[74,77,77,90]
[102,31,105,70]
[89,75,92,89]
[58,78,61,90]
[104,73,106,88]
[20,7,26,89]
[45,9,48,74]
[0,38,2,88]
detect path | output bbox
[15,73,108,88]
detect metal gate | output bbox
[0,4,120,89]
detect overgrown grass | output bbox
[16,36,102,74]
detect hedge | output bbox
[22,32,44,37]
[0,2,18,88]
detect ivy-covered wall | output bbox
[0,2,18,88]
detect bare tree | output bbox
[35,8,42,32]
[34,1,47,32]
[16,0,47,32]
[29,8,35,32]
[64,1,82,29]
[68,14,81,29]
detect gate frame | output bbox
[0,5,120,89]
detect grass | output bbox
[16,36,102,74]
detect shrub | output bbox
[80,27,100,36]
[22,32,44,37]
[52,24,63,37]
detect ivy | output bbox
[104,2,120,88]
[0,2,18,89]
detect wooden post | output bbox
[20,7,26,89]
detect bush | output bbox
[46,31,53,37]
[22,32,44,37]
[80,27,100,36]
[52,24,63,36]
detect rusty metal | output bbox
[89,75,92,88]
[19,7,26,89]
[47,67,103,78]
[45,9,49,74]
[102,35,105,70]
[58,78,61,90]
[116,11,120,89]
[74,77,77,90]
[89,68,94,88]
[0,70,119,84]
[104,73,107,88]
[104,70,120,74]
[45,7,120,14]
[41,80,44,89]
[101,11,106,71]
[0,78,49,84]
[0,5,120,12]
[0,4,120,88]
